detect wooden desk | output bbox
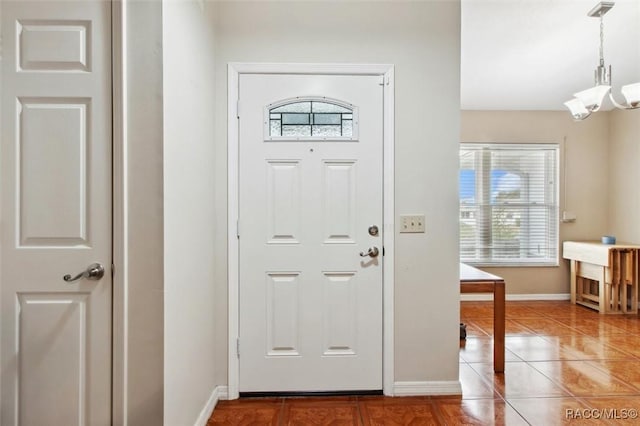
[460,263,505,373]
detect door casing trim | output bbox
[227,63,395,399]
[112,0,125,422]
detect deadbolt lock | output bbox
[368,225,379,236]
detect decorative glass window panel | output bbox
[342,120,353,136]
[271,102,311,114]
[283,125,311,137]
[313,114,341,125]
[282,113,310,125]
[265,97,358,141]
[270,120,281,136]
[312,125,341,137]
[311,102,351,113]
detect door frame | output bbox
[227,63,395,399]
[112,0,125,421]
[112,1,165,423]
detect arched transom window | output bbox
[265,97,359,141]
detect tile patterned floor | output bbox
[208,301,640,425]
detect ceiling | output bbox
[461,0,640,110]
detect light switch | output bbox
[400,215,425,233]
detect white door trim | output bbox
[111,1,167,422]
[227,63,395,399]
[111,0,126,422]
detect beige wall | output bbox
[163,1,217,424]
[608,109,640,242]
[461,111,610,294]
[212,0,462,386]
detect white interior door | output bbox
[239,73,383,392]
[0,1,112,425]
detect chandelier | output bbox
[564,1,640,120]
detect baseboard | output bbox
[393,381,462,396]
[194,385,229,426]
[460,293,570,302]
[217,385,229,400]
[198,382,461,402]
[507,293,570,301]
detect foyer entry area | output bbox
[209,300,640,425]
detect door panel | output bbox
[18,21,91,71]
[1,1,112,425]
[266,160,301,244]
[322,160,357,243]
[266,272,301,356]
[239,74,383,392]
[19,98,90,245]
[19,293,89,425]
[322,272,357,356]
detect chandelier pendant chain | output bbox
[599,12,604,67]
[596,10,609,86]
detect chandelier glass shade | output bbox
[564,1,640,120]
[619,83,640,108]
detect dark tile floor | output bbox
[208,301,640,425]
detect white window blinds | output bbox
[459,143,559,266]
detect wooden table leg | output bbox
[632,251,639,314]
[621,251,627,313]
[599,266,607,314]
[493,280,505,373]
[570,260,577,304]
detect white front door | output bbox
[238,74,383,392]
[0,1,112,425]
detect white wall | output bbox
[608,109,640,242]
[163,1,217,424]
[115,1,165,424]
[461,111,610,295]
[212,0,461,387]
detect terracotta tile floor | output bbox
[208,301,640,425]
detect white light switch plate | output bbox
[562,211,577,222]
[400,215,425,233]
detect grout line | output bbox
[523,360,578,398]
[502,398,533,426]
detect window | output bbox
[459,143,559,266]
[265,97,358,141]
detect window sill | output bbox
[462,261,559,268]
